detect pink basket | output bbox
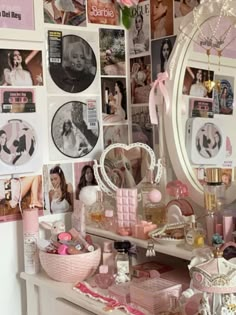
[39,245,101,283]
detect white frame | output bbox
[93,142,162,197]
[164,0,236,207]
[0,0,44,42]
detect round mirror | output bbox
[93,142,162,196]
[165,0,236,207]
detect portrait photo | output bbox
[43,0,86,26]
[103,125,128,148]
[129,0,150,57]
[0,175,43,223]
[74,161,97,200]
[99,28,126,76]
[174,0,200,18]
[151,35,176,81]
[50,100,99,159]
[0,49,43,86]
[182,66,214,98]
[48,31,98,94]
[150,0,174,40]
[130,55,151,104]
[213,75,234,115]
[43,163,73,214]
[101,77,127,124]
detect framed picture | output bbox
[0,0,44,41]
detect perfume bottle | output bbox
[114,241,131,284]
[103,210,117,233]
[88,190,105,227]
[184,215,205,250]
[204,168,226,245]
[94,265,114,289]
[141,169,158,215]
[144,189,167,226]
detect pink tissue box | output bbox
[131,221,157,239]
[108,282,130,304]
[130,277,182,314]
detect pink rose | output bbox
[117,0,139,8]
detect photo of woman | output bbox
[51,101,99,158]
[48,165,73,214]
[174,0,200,18]
[213,76,234,115]
[151,0,173,39]
[0,49,43,86]
[102,78,127,123]
[49,34,96,93]
[75,163,97,199]
[103,125,128,148]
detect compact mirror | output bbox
[93,143,162,197]
[165,0,236,207]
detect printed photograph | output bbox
[87,0,119,25]
[182,66,214,98]
[43,163,73,214]
[129,0,150,56]
[99,28,125,76]
[0,119,37,166]
[103,125,128,148]
[48,32,97,93]
[130,55,151,104]
[131,106,153,148]
[150,0,174,40]
[51,100,99,158]
[0,175,43,223]
[213,75,234,115]
[151,35,176,81]
[174,0,200,18]
[43,0,86,26]
[0,0,34,30]
[189,98,214,118]
[0,49,43,86]
[74,161,97,200]
[101,77,127,123]
[0,88,35,113]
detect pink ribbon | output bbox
[149,71,170,125]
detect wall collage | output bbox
[0,0,200,222]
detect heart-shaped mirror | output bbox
[93,143,162,197]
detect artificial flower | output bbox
[116,0,139,8]
[115,0,139,29]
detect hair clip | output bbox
[146,239,156,257]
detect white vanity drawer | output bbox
[55,298,96,315]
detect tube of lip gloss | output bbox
[22,208,39,274]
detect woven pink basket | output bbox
[39,245,101,283]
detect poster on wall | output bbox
[129,0,150,57]
[0,115,43,175]
[101,77,127,124]
[43,163,73,214]
[47,30,98,95]
[74,160,97,200]
[99,28,126,76]
[213,75,234,115]
[48,96,101,161]
[0,175,43,223]
[0,0,35,30]
[0,88,35,113]
[43,0,86,26]
[151,35,176,81]
[0,49,43,86]
[150,0,174,40]
[130,55,151,104]
[87,0,120,25]
[174,0,199,18]
[103,124,128,148]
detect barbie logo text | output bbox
[90,6,114,17]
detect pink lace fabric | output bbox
[73,281,145,315]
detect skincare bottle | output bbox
[114,240,131,284]
[103,241,115,274]
[204,168,225,245]
[144,189,167,226]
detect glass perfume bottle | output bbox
[103,210,117,233]
[114,241,131,284]
[141,169,158,214]
[144,189,167,226]
[184,215,205,250]
[94,265,114,289]
[88,190,105,227]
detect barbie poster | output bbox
[87,0,120,25]
[0,0,34,30]
[129,0,150,57]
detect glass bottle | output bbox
[88,190,105,227]
[103,210,117,233]
[114,241,131,284]
[141,169,158,214]
[94,265,114,289]
[184,215,205,250]
[144,189,167,226]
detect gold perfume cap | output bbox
[206,168,222,184]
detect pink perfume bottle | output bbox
[94,265,114,289]
[103,210,117,233]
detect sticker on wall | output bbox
[128,0,150,57]
[47,30,98,94]
[0,88,35,113]
[43,0,87,26]
[50,100,99,159]
[0,49,43,86]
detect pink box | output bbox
[132,261,173,278]
[132,222,157,240]
[130,278,182,314]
